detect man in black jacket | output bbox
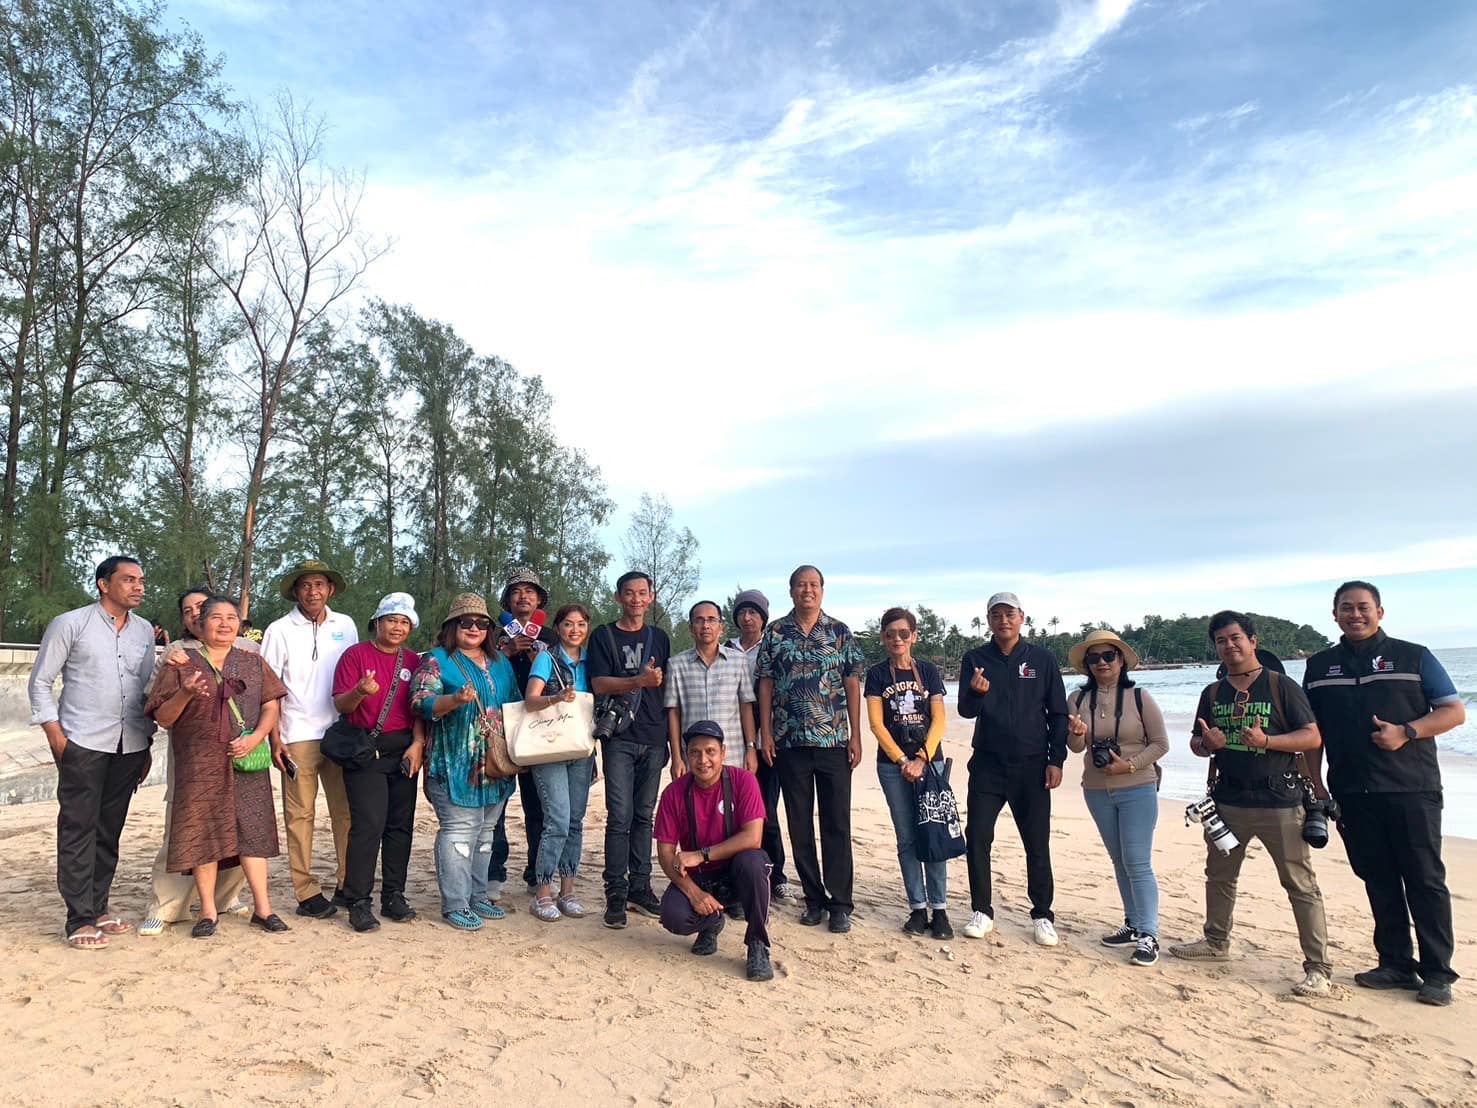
[956,592,1067,946]
[1303,581,1467,1006]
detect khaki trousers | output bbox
[1202,801,1331,976]
[144,752,246,922]
[281,739,351,901]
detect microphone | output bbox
[499,611,524,640]
[525,609,547,650]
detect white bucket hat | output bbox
[372,591,420,630]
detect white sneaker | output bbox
[962,910,994,938]
[138,917,165,937]
[1034,918,1059,947]
[1292,971,1333,998]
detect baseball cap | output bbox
[987,591,1022,612]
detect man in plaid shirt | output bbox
[666,601,757,777]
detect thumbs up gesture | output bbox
[1197,717,1228,752]
[969,667,990,695]
[638,656,664,689]
[1243,715,1271,751]
[1371,714,1408,751]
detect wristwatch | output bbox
[700,846,711,863]
[1403,722,1418,741]
[748,742,760,750]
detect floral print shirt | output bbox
[410,647,518,808]
[754,610,865,750]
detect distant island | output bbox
[855,608,1332,673]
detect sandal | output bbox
[442,908,483,931]
[470,898,506,921]
[96,915,133,936]
[191,917,217,939]
[66,926,108,949]
[556,894,586,919]
[531,895,561,922]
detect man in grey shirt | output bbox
[27,556,157,947]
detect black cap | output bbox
[681,720,725,747]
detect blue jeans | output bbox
[877,760,947,910]
[1083,783,1159,937]
[531,756,593,885]
[601,738,668,900]
[425,774,508,916]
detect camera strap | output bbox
[685,767,736,856]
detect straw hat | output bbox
[1068,629,1140,673]
[442,592,491,625]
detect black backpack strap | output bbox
[722,767,736,840]
[685,774,699,851]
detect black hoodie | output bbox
[957,639,1068,766]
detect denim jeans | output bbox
[601,738,668,900]
[1083,783,1160,938]
[425,774,508,916]
[531,756,593,885]
[877,759,947,910]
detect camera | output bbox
[1301,792,1341,849]
[592,695,635,742]
[896,722,926,750]
[1185,796,1240,856]
[1091,738,1121,770]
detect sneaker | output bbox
[1168,938,1229,961]
[799,905,827,927]
[349,901,381,933]
[1033,919,1059,947]
[627,887,662,918]
[772,882,800,902]
[692,923,722,955]
[295,894,338,919]
[381,893,417,923]
[603,896,628,929]
[725,901,746,921]
[138,917,166,937]
[1418,981,1453,1007]
[442,908,482,931]
[1100,924,1138,947]
[330,888,353,909]
[746,941,775,982]
[930,910,954,941]
[962,910,994,939]
[1131,934,1160,967]
[828,910,852,934]
[470,897,506,921]
[1292,971,1333,998]
[902,909,929,936]
[1354,966,1421,991]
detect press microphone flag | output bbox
[526,609,547,650]
[499,611,524,638]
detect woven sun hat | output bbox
[1068,629,1140,674]
[443,592,491,625]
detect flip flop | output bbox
[96,916,133,936]
[66,927,108,949]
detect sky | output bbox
[171,0,1477,646]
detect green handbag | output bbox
[201,652,272,773]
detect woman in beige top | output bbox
[1065,630,1169,966]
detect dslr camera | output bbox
[1185,795,1240,856]
[1091,736,1121,770]
[592,694,635,742]
[1301,792,1341,849]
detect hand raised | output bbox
[455,683,478,705]
[1067,713,1088,738]
[969,667,990,695]
[638,657,664,688]
[357,671,380,696]
[181,670,212,699]
[1197,717,1228,752]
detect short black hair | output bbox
[1334,580,1381,608]
[616,570,653,592]
[198,595,240,623]
[176,586,210,619]
[95,555,141,590]
[687,600,723,622]
[880,607,916,632]
[789,564,824,589]
[1208,610,1255,642]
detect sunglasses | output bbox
[882,630,913,641]
[1084,648,1119,666]
[456,617,492,631]
[1230,687,1250,721]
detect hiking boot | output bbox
[1131,934,1160,967]
[1292,971,1333,998]
[929,910,954,941]
[603,896,628,929]
[1101,924,1138,947]
[962,910,994,939]
[1169,938,1229,960]
[746,941,775,981]
[381,892,417,923]
[349,900,381,933]
[1418,981,1453,1007]
[295,894,338,919]
[902,909,929,936]
[1354,966,1421,991]
[627,887,662,918]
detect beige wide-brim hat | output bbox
[1068,629,1140,673]
[442,592,491,626]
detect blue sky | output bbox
[174,0,1477,645]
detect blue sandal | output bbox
[442,908,483,931]
[470,898,506,921]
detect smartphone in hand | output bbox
[283,754,299,781]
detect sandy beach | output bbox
[5,714,1476,1107]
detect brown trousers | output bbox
[281,739,351,901]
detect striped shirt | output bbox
[664,644,756,764]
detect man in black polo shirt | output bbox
[1303,581,1466,1006]
[956,592,1067,946]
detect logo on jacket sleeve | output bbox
[1371,656,1395,673]
[1018,661,1037,679]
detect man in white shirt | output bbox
[260,560,358,919]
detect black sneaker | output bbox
[828,910,852,934]
[330,888,353,909]
[692,923,722,955]
[1131,934,1160,967]
[725,901,746,921]
[746,941,775,981]
[1100,924,1138,947]
[1418,981,1453,1007]
[603,896,628,929]
[1354,966,1422,991]
[903,909,929,936]
[929,910,954,941]
[349,900,381,933]
[627,887,662,918]
[381,893,417,923]
[799,905,826,927]
[296,894,338,919]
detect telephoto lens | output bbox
[1186,796,1240,856]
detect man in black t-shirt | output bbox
[1169,611,1333,997]
[588,570,672,929]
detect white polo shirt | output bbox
[259,606,359,744]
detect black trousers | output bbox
[1337,790,1458,984]
[777,746,853,913]
[341,753,418,904]
[965,754,1054,920]
[56,744,147,936]
[660,848,773,949]
[488,770,545,889]
[755,753,789,887]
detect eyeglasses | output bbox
[456,617,492,631]
[882,630,913,641]
[1084,649,1119,666]
[690,617,724,626]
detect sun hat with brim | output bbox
[278,559,347,600]
[1068,629,1140,674]
[372,592,419,630]
[442,592,492,626]
[499,566,549,612]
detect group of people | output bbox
[27,558,1465,1001]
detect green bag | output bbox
[201,652,271,773]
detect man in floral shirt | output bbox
[756,565,865,933]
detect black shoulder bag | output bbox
[322,650,406,771]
